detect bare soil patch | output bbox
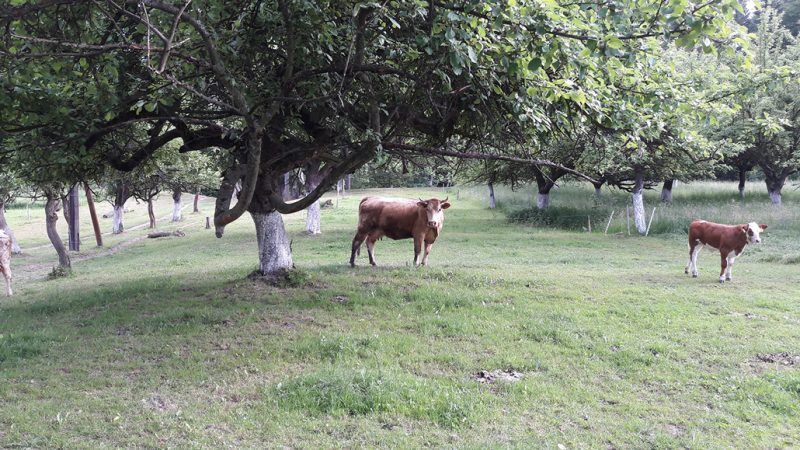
[471,369,524,384]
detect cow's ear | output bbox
[417,201,428,207]
[760,224,768,231]
[741,225,748,233]
[441,202,451,210]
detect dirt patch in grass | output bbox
[471,369,524,384]
[755,352,800,366]
[330,295,349,304]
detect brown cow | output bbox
[0,230,12,296]
[685,220,767,283]
[350,197,451,267]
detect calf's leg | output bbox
[688,243,702,277]
[719,252,728,283]
[1,268,10,296]
[725,251,736,281]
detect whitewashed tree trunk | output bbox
[172,190,182,222]
[769,190,782,205]
[305,200,321,234]
[536,192,550,210]
[252,211,293,274]
[112,205,124,234]
[0,205,21,254]
[488,183,496,209]
[660,180,674,203]
[632,171,647,235]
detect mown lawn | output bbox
[1,184,799,448]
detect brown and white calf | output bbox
[350,197,451,267]
[685,220,767,283]
[0,230,12,296]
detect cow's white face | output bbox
[417,197,451,229]
[745,222,767,244]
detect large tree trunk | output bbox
[660,179,674,203]
[252,211,293,274]
[112,206,124,234]
[765,175,785,205]
[84,183,103,247]
[45,191,71,269]
[632,169,647,235]
[536,192,550,210]
[738,169,747,199]
[0,201,22,254]
[148,198,156,228]
[488,182,496,209]
[171,189,182,222]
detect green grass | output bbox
[1,184,799,448]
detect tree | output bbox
[3,0,747,272]
[715,6,800,204]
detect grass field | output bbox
[1,182,799,448]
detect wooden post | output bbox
[626,206,630,236]
[84,182,103,247]
[604,210,615,235]
[67,185,80,251]
[205,216,211,229]
[645,207,657,236]
[587,216,592,233]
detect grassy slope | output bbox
[1,185,799,448]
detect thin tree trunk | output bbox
[660,179,674,203]
[738,170,747,199]
[172,189,182,221]
[193,191,200,213]
[345,174,352,191]
[84,183,103,247]
[67,185,80,251]
[0,202,21,254]
[632,169,647,235]
[283,172,292,200]
[488,182,496,209]
[252,211,293,274]
[45,191,71,269]
[305,170,323,234]
[148,198,156,228]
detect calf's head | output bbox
[417,197,451,229]
[743,222,768,244]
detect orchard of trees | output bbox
[1,0,799,274]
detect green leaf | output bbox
[606,37,623,49]
[528,57,541,72]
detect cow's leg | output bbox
[350,231,368,267]
[366,232,380,266]
[689,243,703,277]
[421,241,434,266]
[413,235,424,266]
[685,243,693,274]
[725,251,736,281]
[719,252,728,283]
